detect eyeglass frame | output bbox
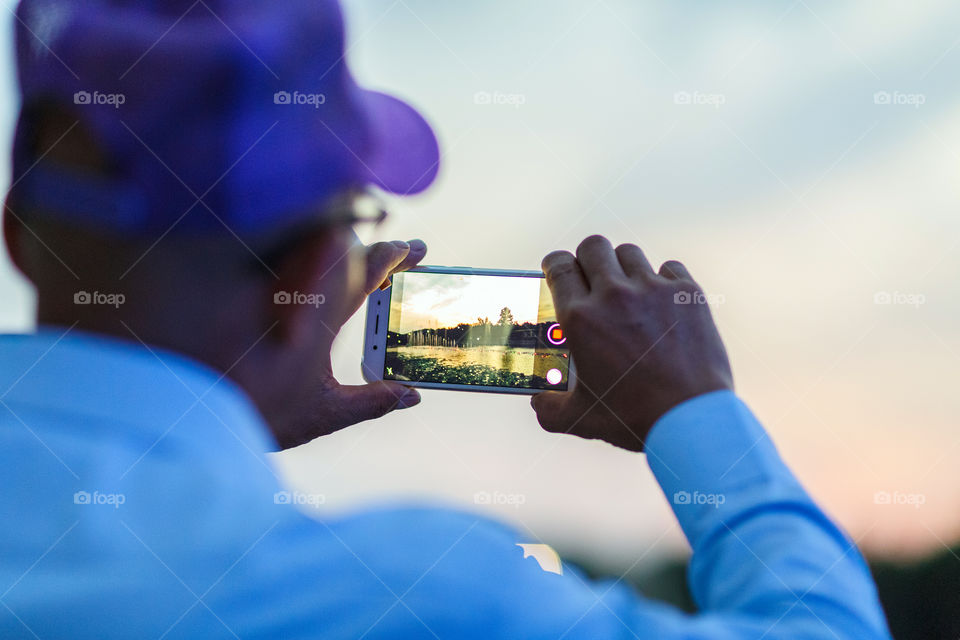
[254,187,389,271]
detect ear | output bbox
[269,227,349,346]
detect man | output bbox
[0,0,892,638]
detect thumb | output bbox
[334,381,421,424]
[530,390,575,434]
[365,241,411,293]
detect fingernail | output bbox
[407,238,426,252]
[396,389,421,409]
[391,240,410,251]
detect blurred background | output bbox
[2,0,959,633]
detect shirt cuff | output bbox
[644,390,798,544]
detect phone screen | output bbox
[383,271,571,391]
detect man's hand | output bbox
[531,235,733,451]
[269,236,426,450]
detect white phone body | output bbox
[362,265,576,395]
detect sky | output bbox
[389,272,544,334]
[2,0,960,575]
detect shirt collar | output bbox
[0,325,276,452]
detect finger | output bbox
[530,390,574,434]
[378,238,427,290]
[658,260,695,282]
[575,235,624,287]
[365,241,411,293]
[335,381,421,425]
[392,238,427,274]
[541,250,588,309]
[615,243,654,278]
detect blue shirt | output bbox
[0,328,891,639]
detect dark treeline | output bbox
[389,307,555,349]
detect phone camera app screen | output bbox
[383,272,571,390]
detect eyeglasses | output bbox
[322,188,389,229]
[254,187,390,272]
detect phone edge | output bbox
[361,285,390,383]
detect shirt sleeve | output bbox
[372,391,892,639]
[639,390,892,639]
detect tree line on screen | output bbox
[389,307,554,348]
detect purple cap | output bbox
[9,0,440,238]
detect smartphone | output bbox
[362,266,575,394]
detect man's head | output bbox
[5,0,439,446]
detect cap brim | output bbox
[358,90,440,196]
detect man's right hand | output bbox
[531,235,734,451]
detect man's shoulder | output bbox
[197,503,535,637]
[222,500,543,604]
[265,502,522,571]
